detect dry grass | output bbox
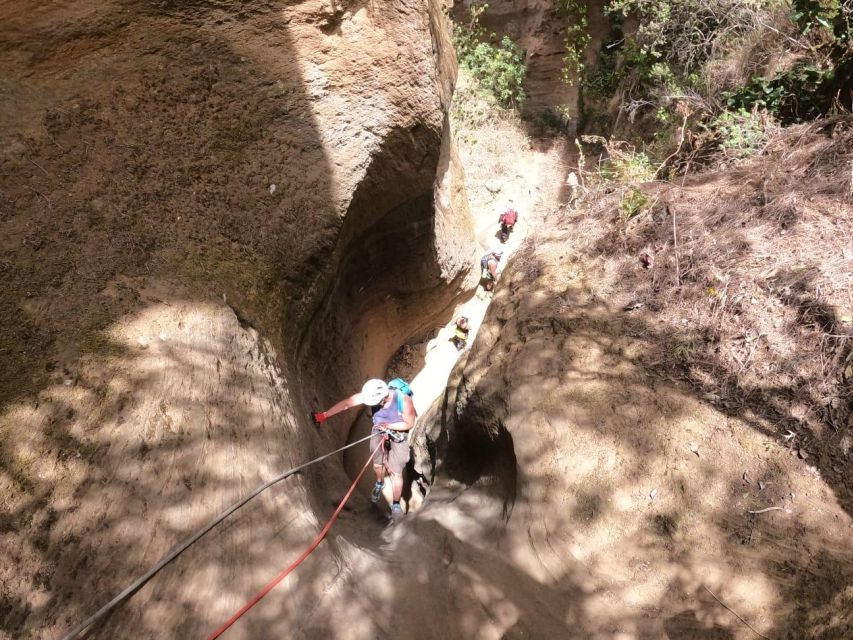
[567,117,853,446]
[705,3,807,98]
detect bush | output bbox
[596,0,851,123]
[580,135,657,184]
[725,65,839,123]
[453,6,527,108]
[710,109,769,158]
[557,0,591,86]
[612,149,655,182]
[620,188,651,219]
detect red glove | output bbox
[311,411,327,427]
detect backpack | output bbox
[501,208,517,225]
[481,254,493,270]
[388,378,414,414]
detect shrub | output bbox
[710,108,769,158]
[612,149,655,182]
[557,0,591,86]
[597,0,851,125]
[725,65,840,123]
[620,188,651,219]
[580,135,657,184]
[453,6,527,108]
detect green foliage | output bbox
[452,4,489,59]
[582,39,624,99]
[557,0,591,86]
[620,188,651,219]
[611,150,655,182]
[453,5,527,108]
[599,143,655,183]
[725,64,840,123]
[580,135,656,184]
[710,109,768,157]
[598,0,783,124]
[588,0,850,162]
[792,0,840,35]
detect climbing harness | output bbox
[205,436,387,639]
[375,425,406,443]
[60,432,376,640]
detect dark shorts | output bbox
[370,428,410,475]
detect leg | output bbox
[387,439,411,514]
[373,463,385,484]
[369,431,387,502]
[390,471,404,502]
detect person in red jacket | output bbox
[499,204,518,242]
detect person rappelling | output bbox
[311,378,416,519]
[480,246,504,291]
[498,203,518,242]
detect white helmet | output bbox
[360,379,389,406]
[493,247,505,257]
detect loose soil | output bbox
[1,4,851,639]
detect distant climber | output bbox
[499,204,518,242]
[480,247,504,291]
[566,171,580,207]
[311,378,416,519]
[450,316,470,351]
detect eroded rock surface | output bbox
[0,1,472,638]
[429,205,853,639]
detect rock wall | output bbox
[431,203,853,638]
[452,0,608,131]
[0,1,472,637]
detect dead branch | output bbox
[703,585,772,640]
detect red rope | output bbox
[205,437,385,640]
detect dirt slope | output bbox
[424,121,853,638]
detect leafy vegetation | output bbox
[709,108,770,157]
[453,5,527,108]
[557,0,591,86]
[619,187,651,219]
[725,65,841,122]
[561,0,851,181]
[579,135,656,184]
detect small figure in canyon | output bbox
[311,379,416,518]
[498,203,518,243]
[450,316,470,351]
[480,247,504,291]
[566,171,580,207]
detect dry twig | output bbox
[747,506,783,514]
[28,158,51,178]
[672,206,681,287]
[703,585,772,640]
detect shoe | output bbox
[370,481,384,503]
[391,502,404,517]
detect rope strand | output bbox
[205,437,385,639]
[61,433,375,640]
